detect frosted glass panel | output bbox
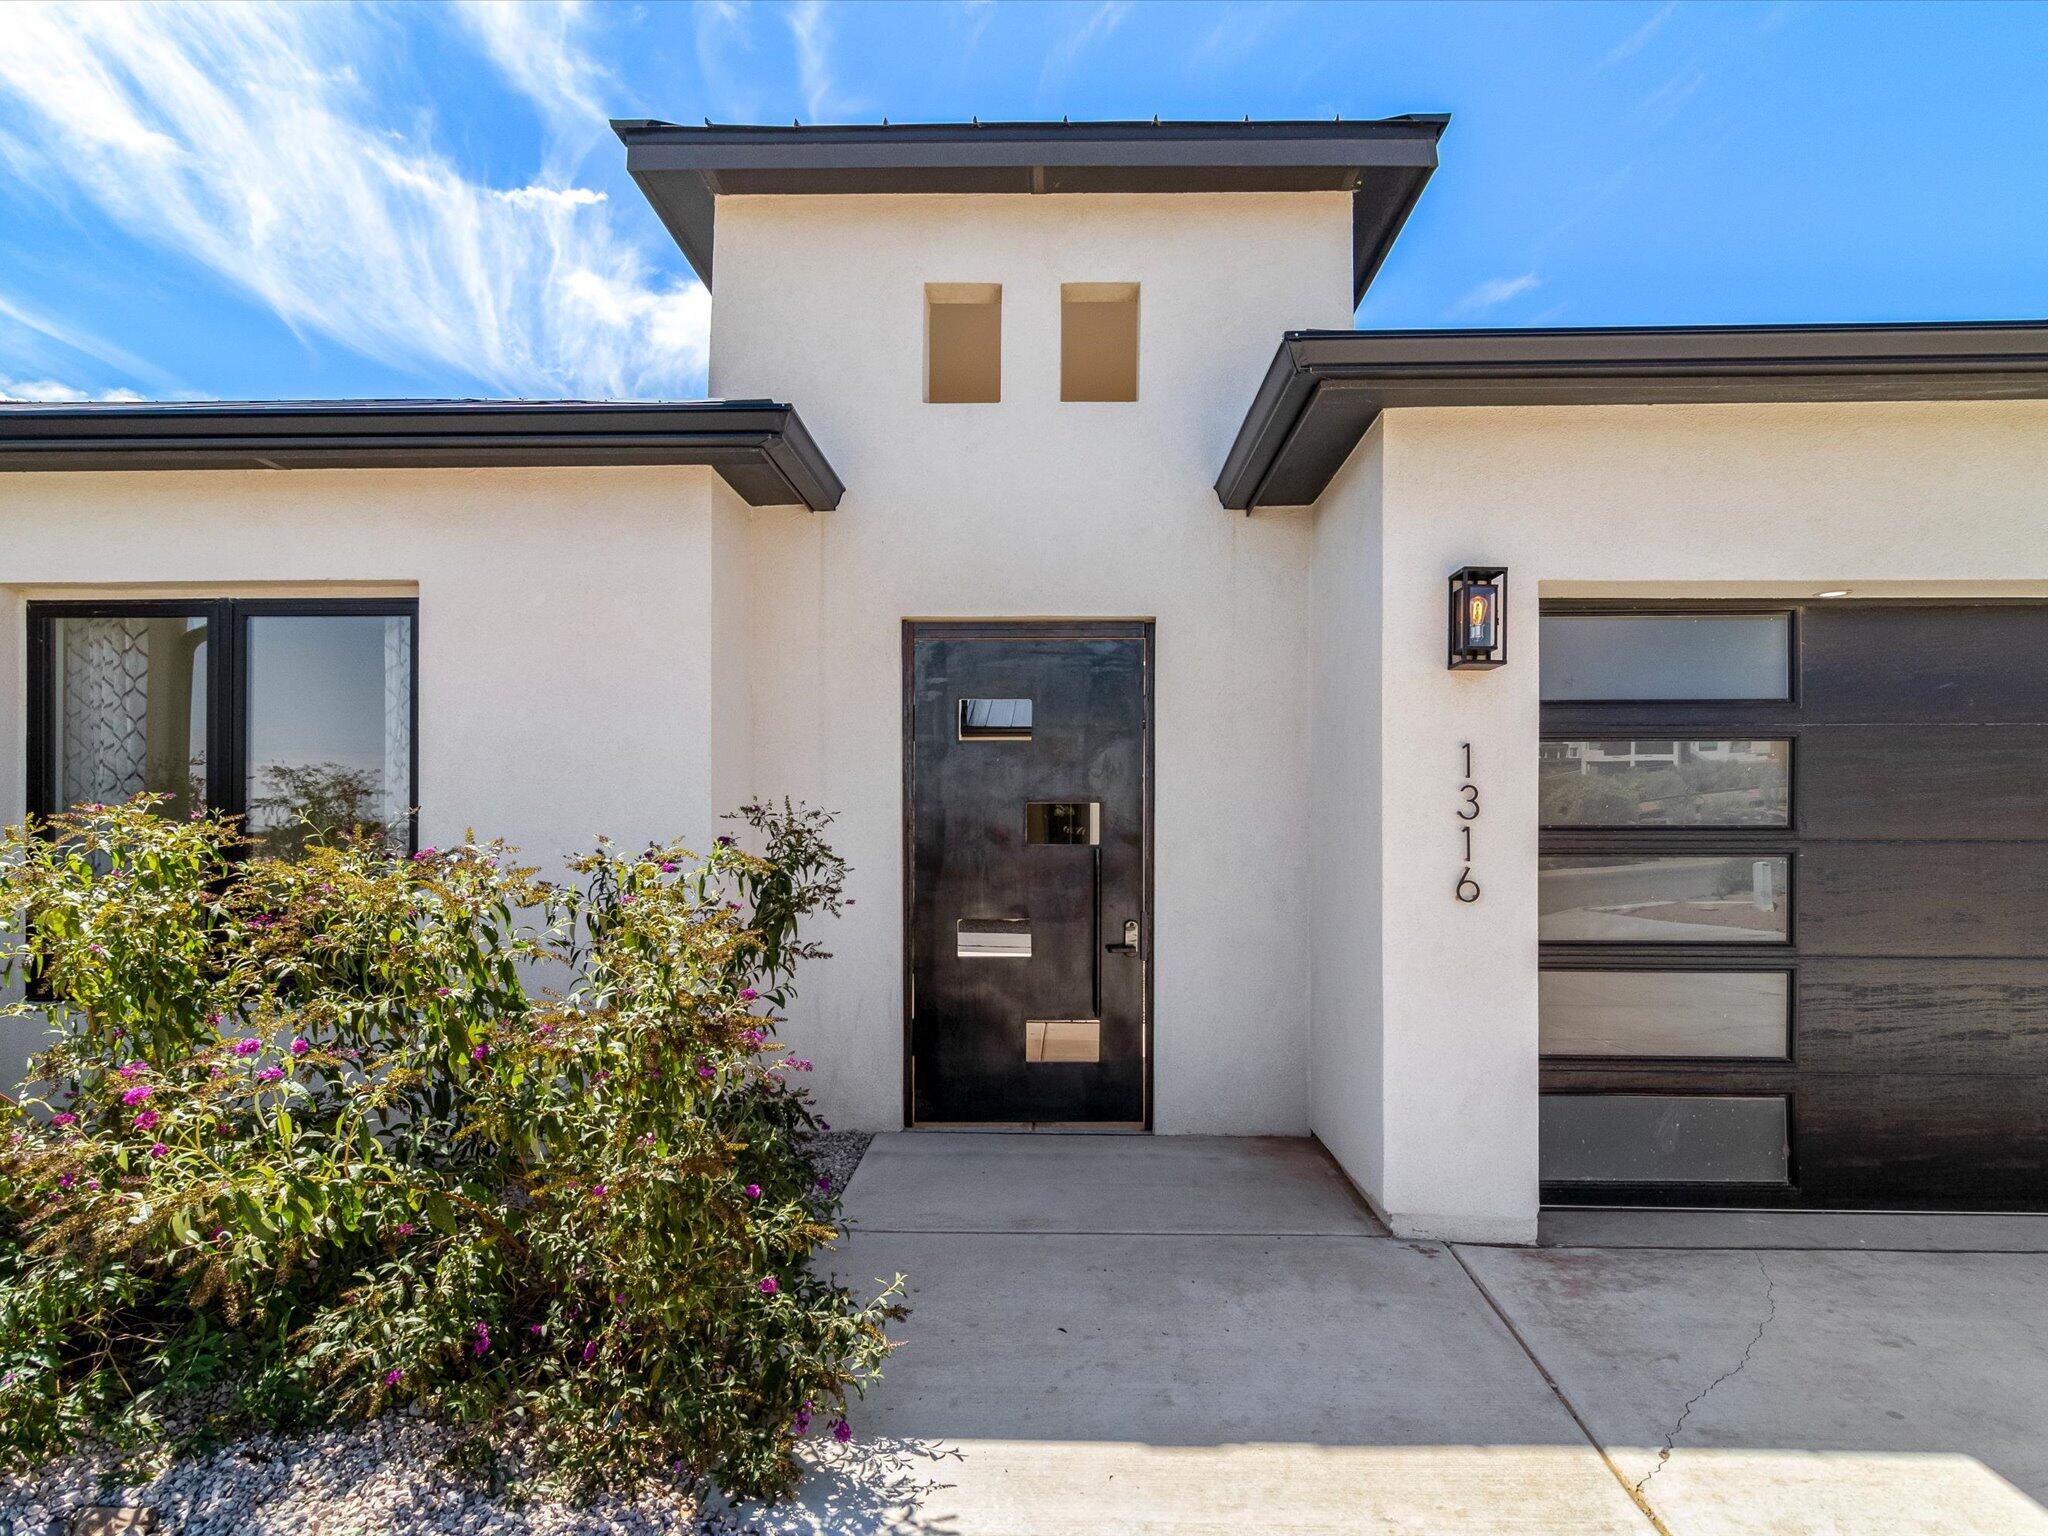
[1542,1095,1789,1184]
[1541,615,1790,700]
[1540,970,1789,1057]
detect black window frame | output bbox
[26,596,420,854]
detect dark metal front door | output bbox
[906,622,1149,1125]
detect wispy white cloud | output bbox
[1603,1,1677,66]
[786,0,864,124]
[0,289,183,392]
[1451,272,1542,315]
[693,2,764,124]
[1039,1,1131,104]
[0,377,146,403]
[0,1,708,399]
[452,1,611,172]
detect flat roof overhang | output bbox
[1217,321,2048,510]
[0,399,845,510]
[612,117,1449,307]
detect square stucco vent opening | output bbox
[1061,283,1139,402]
[925,283,1002,403]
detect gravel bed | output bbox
[803,1130,871,1202]
[2,1135,876,1536]
[0,1413,761,1536]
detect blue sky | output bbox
[1,0,2042,403]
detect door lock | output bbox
[1104,919,1140,955]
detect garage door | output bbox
[1537,602,2048,1210]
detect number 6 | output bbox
[1455,868,1481,903]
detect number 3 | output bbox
[1457,783,1480,821]
[1455,868,1481,903]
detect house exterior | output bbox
[6,118,2048,1243]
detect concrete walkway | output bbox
[744,1134,2048,1535]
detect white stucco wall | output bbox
[710,191,1357,1133]
[1307,422,1386,1196]
[0,464,740,1076]
[1311,397,2048,1242]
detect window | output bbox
[925,283,1001,403]
[1539,970,1790,1058]
[1541,1095,1790,1184]
[1541,739,1790,827]
[1060,283,1139,402]
[29,599,417,854]
[1540,854,1790,944]
[1540,613,1791,701]
[958,698,1032,741]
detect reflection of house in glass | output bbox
[1539,739,1789,826]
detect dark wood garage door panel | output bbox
[1799,607,2048,724]
[1797,726,2048,841]
[1799,1073,2048,1207]
[1799,842,2048,958]
[1799,959,2048,1076]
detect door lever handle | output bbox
[1104,919,1141,955]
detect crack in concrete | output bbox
[1633,1252,1778,1499]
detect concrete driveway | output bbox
[742,1134,2048,1536]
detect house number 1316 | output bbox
[1455,742,1481,903]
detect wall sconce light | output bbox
[1448,566,1507,670]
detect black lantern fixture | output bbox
[1448,566,1507,670]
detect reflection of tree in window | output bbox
[1540,739,1789,827]
[246,616,411,856]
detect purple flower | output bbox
[716,835,735,848]
[412,847,437,861]
[213,1228,228,1242]
[233,1038,262,1056]
[816,1174,832,1193]
[436,987,452,999]
[792,1405,813,1434]
[529,1324,545,1336]
[590,1184,608,1201]
[51,1112,77,1128]
[758,1276,779,1296]
[819,1120,832,1131]
[289,1038,310,1057]
[742,1028,764,1046]
[117,1062,146,1080]
[659,861,678,873]
[120,1085,152,1106]
[580,1339,600,1364]
[148,1142,168,1160]
[385,1368,403,1387]
[739,987,759,1002]
[58,1173,74,1189]
[133,1110,159,1132]
[207,1012,225,1027]
[832,1418,852,1445]
[257,1067,284,1082]
[697,1063,715,1081]
[87,943,104,957]
[639,1133,656,1148]
[744,1183,762,1200]
[473,1322,491,1357]
[395,1222,416,1237]
[470,1045,488,1063]
[787,1059,813,1073]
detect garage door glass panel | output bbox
[48,615,210,819]
[1540,970,1790,1057]
[246,615,413,857]
[1541,740,1790,827]
[1540,855,1790,943]
[1540,615,1790,701]
[1542,1095,1790,1183]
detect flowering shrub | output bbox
[0,797,899,1500]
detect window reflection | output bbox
[246,616,412,855]
[1541,740,1790,827]
[1540,614,1790,701]
[1539,854,1790,943]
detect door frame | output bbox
[900,618,1156,1129]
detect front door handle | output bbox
[1104,919,1140,955]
